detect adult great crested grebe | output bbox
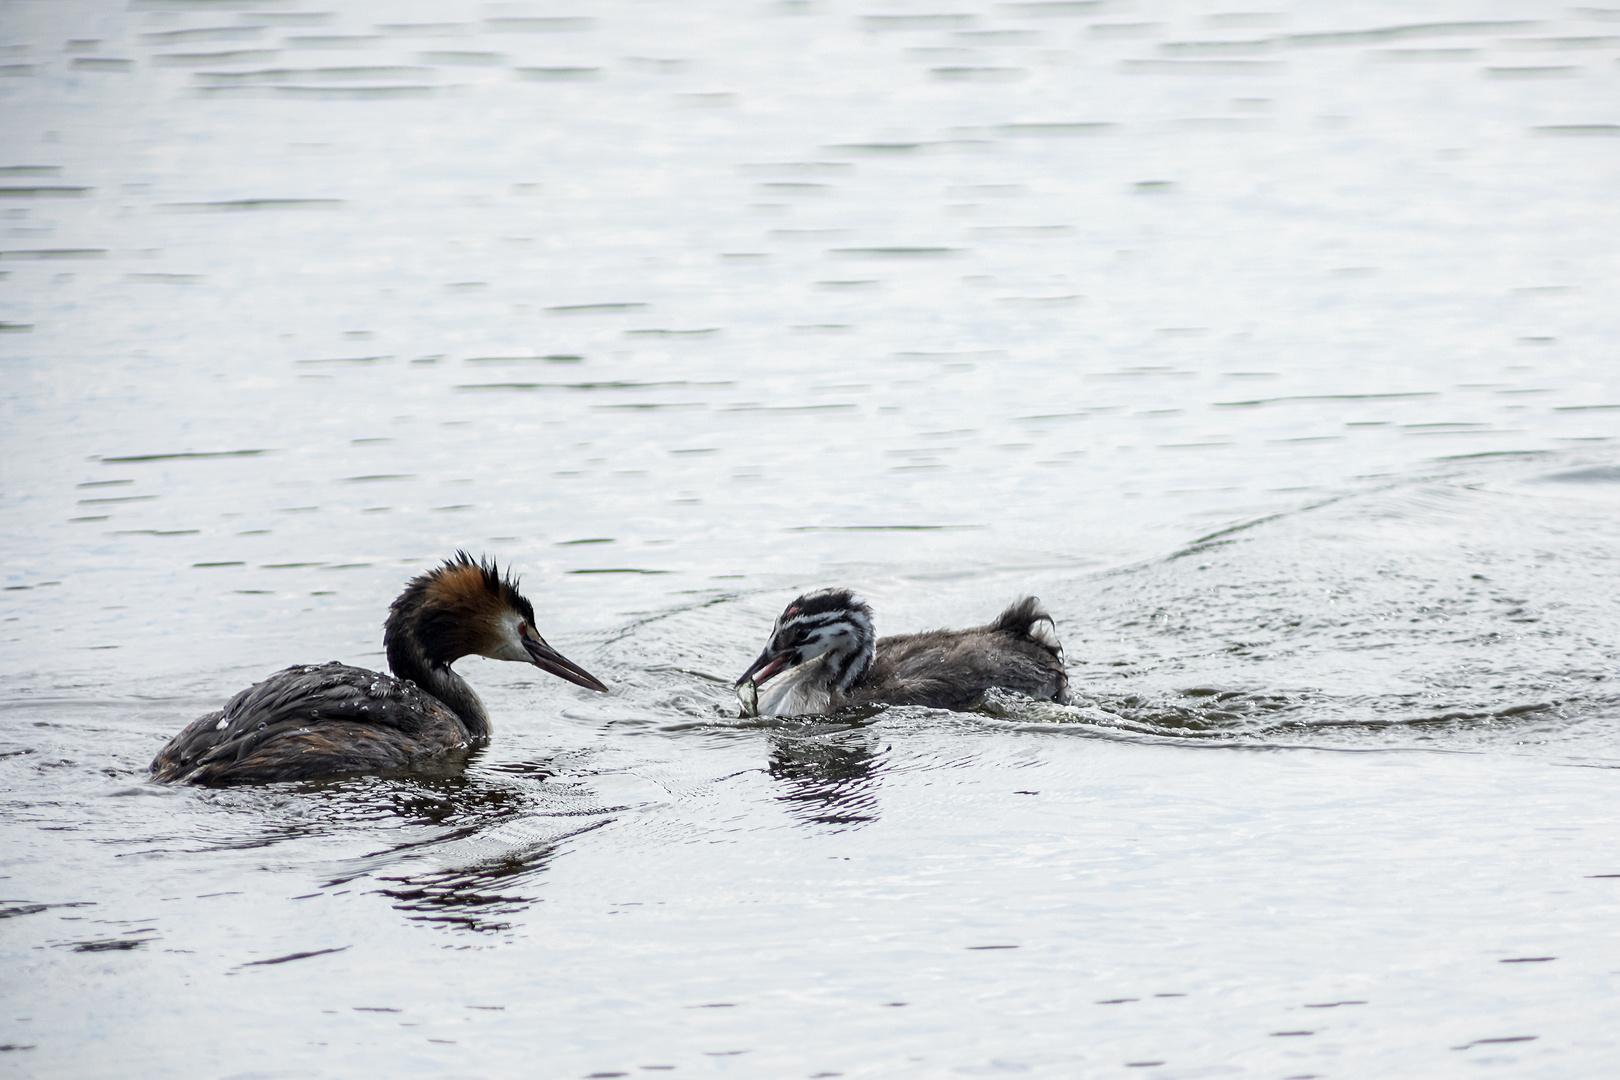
[151,552,608,785]
[735,588,1068,717]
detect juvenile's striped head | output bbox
[736,587,875,694]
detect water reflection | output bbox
[373,829,589,935]
[767,723,884,829]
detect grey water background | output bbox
[3,0,1620,1075]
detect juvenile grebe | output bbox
[151,552,608,785]
[735,588,1068,717]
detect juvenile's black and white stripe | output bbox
[736,588,875,715]
[735,589,1069,717]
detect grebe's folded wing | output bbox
[150,662,465,785]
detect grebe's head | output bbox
[386,551,608,692]
[736,587,874,693]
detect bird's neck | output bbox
[828,639,872,693]
[818,613,875,695]
[387,634,491,738]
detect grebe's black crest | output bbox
[736,590,1068,717]
[151,552,607,786]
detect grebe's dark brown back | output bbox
[151,552,607,785]
[735,589,1068,717]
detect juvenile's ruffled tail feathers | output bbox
[989,596,1064,662]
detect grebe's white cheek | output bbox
[481,610,533,663]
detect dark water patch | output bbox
[102,449,271,462]
[194,66,433,84]
[376,24,473,37]
[483,17,596,33]
[738,161,853,177]
[457,380,724,392]
[464,354,583,363]
[1505,35,1620,48]
[1282,21,1541,47]
[77,495,157,504]
[0,900,92,920]
[566,568,672,575]
[372,827,608,933]
[69,58,127,75]
[113,529,198,536]
[1216,392,1437,408]
[55,937,152,952]
[0,249,106,260]
[1175,117,1272,131]
[545,302,647,314]
[829,247,959,258]
[515,67,601,81]
[768,726,883,828]
[624,56,690,72]
[860,15,977,31]
[1537,466,1620,483]
[150,50,282,67]
[955,30,1042,43]
[296,355,390,364]
[1123,60,1285,74]
[786,524,981,532]
[931,66,1027,81]
[1485,65,1579,78]
[255,14,335,27]
[823,142,931,154]
[1553,403,1620,412]
[282,36,385,49]
[340,474,413,483]
[159,199,344,212]
[1452,1036,1538,1050]
[418,51,503,65]
[724,403,856,413]
[141,27,269,46]
[238,945,350,967]
[997,121,1115,136]
[994,290,1081,302]
[1160,40,1275,56]
[0,187,90,198]
[998,1,1106,15]
[590,403,707,412]
[0,64,40,76]
[1373,47,1482,61]
[0,166,61,177]
[125,273,202,284]
[0,322,34,332]
[1432,450,1553,462]
[624,328,721,338]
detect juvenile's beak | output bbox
[736,646,793,689]
[524,636,609,693]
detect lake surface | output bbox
[3,0,1620,1076]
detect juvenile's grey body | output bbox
[739,591,1068,717]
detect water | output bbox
[3,0,1620,1075]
